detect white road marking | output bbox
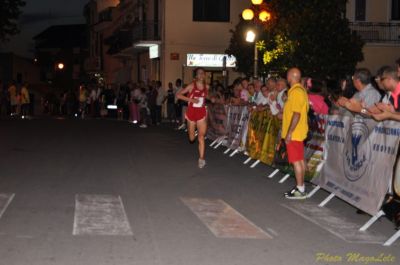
[282,201,387,244]
[0,193,15,219]
[181,197,273,239]
[73,194,133,236]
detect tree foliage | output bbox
[0,0,26,42]
[226,0,364,80]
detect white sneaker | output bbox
[198,159,206,169]
[177,123,186,130]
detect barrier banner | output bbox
[394,155,400,197]
[206,104,228,140]
[304,114,326,180]
[259,116,281,165]
[246,111,271,160]
[312,115,400,215]
[240,114,250,152]
[226,106,249,150]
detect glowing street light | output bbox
[246,30,256,43]
[259,10,271,22]
[242,0,271,78]
[57,63,65,70]
[251,0,263,5]
[242,9,254,20]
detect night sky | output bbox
[0,0,86,58]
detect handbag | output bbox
[274,139,288,165]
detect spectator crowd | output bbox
[2,58,400,128]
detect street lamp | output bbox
[246,30,258,79]
[251,0,263,5]
[246,30,256,43]
[57,63,65,70]
[242,0,271,78]
[242,9,254,20]
[259,10,271,22]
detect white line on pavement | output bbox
[181,197,273,239]
[282,202,387,244]
[73,194,133,236]
[0,193,15,219]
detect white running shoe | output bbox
[177,123,186,130]
[198,159,206,169]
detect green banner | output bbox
[259,116,281,165]
[246,111,272,160]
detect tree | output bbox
[226,0,364,80]
[0,0,26,42]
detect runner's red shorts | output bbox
[286,140,304,163]
[186,106,207,122]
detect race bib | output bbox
[193,97,204,108]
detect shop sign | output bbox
[170,53,180,60]
[187,54,236,68]
[149,45,159,59]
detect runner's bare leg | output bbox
[197,118,207,160]
[187,120,196,143]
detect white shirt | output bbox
[254,91,267,105]
[277,89,287,109]
[156,87,166,106]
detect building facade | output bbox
[0,53,40,85]
[347,0,400,73]
[84,0,124,85]
[84,0,400,86]
[85,0,248,87]
[33,24,88,91]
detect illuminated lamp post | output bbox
[241,0,271,78]
[57,63,65,70]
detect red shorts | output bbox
[186,106,207,122]
[286,140,304,163]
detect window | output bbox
[355,0,366,21]
[193,0,230,22]
[392,0,400,20]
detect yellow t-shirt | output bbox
[20,87,30,104]
[281,83,309,141]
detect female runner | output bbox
[176,67,209,168]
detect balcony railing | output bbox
[349,22,400,44]
[106,21,161,55]
[98,7,113,23]
[132,21,161,42]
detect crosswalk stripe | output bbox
[181,197,273,239]
[282,201,387,244]
[0,193,15,219]
[73,194,133,236]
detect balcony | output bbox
[99,7,113,23]
[132,20,161,43]
[349,22,400,44]
[106,21,161,55]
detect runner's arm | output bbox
[176,84,197,103]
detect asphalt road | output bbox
[0,117,398,265]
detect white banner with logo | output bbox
[226,106,249,150]
[312,115,400,215]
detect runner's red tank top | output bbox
[188,81,207,108]
[185,81,208,122]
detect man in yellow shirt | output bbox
[282,68,309,199]
[8,81,18,115]
[20,83,30,117]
